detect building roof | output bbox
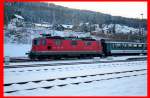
[34,23,52,28]
[14,14,24,19]
[61,24,73,29]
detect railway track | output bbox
[5,55,147,63]
[6,57,96,62]
[5,61,146,75]
[4,57,147,69]
[4,68,146,94]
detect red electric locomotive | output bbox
[28,35,103,59]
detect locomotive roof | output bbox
[38,36,96,41]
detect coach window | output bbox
[133,44,137,48]
[128,44,132,48]
[114,44,117,48]
[112,44,115,48]
[112,44,114,48]
[138,44,142,48]
[55,39,62,46]
[71,40,77,46]
[116,43,121,48]
[121,44,124,48]
[124,44,127,48]
[115,44,117,48]
[42,39,46,45]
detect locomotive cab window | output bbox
[33,39,40,45]
[71,40,77,46]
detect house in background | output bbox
[53,24,73,32]
[7,14,24,30]
[62,24,73,31]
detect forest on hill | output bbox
[4,2,147,30]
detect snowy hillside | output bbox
[48,30,91,38]
[4,28,91,44]
[5,23,146,44]
[4,13,146,44]
[102,24,146,34]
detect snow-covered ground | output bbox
[4,44,31,57]
[4,60,147,96]
[6,75,146,96]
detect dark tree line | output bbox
[4,2,147,30]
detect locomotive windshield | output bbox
[33,39,40,45]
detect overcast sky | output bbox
[49,2,147,19]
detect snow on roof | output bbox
[14,14,24,19]
[102,24,140,34]
[34,23,52,28]
[62,24,73,29]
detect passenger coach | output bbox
[101,39,147,56]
